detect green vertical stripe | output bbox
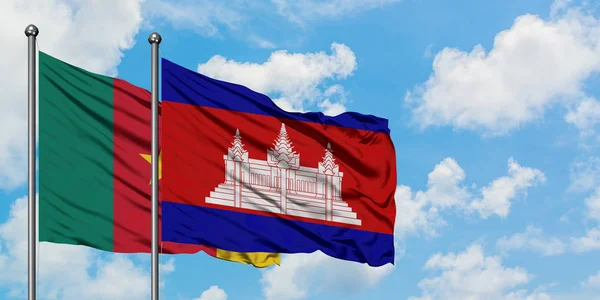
[39,52,115,251]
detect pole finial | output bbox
[24,24,39,37]
[148,32,162,44]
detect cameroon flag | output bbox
[38,51,279,267]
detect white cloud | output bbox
[316,85,348,116]
[0,195,166,299]
[565,97,600,138]
[405,4,600,136]
[317,99,346,116]
[248,35,277,49]
[260,251,394,300]
[0,0,144,189]
[272,0,401,25]
[394,158,469,238]
[469,158,546,219]
[194,285,228,300]
[496,225,566,256]
[143,0,244,37]
[409,244,551,300]
[570,187,600,253]
[197,43,356,113]
[424,44,434,58]
[569,156,600,192]
[550,0,574,18]
[497,184,600,255]
[160,257,175,273]
[571,228,600,253]
[504,289,552,300]
[581,270,600,289]
[396,157,545,238]
[394,185,445,238]
[585,188,600,221]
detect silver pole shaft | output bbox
[25,24,39,300]
[148,32,162,300]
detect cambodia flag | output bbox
[161,58,397,267]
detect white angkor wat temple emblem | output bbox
[205,124,362,226]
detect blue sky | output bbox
[1,0,600,299]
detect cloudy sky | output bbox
[1,0,600,299]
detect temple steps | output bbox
[205,183,362,226]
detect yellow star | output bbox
[140,151,162,184]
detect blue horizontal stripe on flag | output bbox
[161,201,395,267]
[161,58,390,134]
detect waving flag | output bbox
[38,52,279,268]
[161,58,397,266]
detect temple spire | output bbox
[271,124,295,156]
[228,128,247,161]
[267,123,300,169]
[320,142,337,174]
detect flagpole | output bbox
[148,32,162,300]
[25,24,39,300]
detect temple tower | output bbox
[267,124,300,214]
[225,129,248,207]
[318,143,340,221]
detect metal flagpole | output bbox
[148,32,162,300]
[25,24,39,300]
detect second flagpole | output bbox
[149,32,162,300]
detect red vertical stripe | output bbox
[112,78,205,254]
